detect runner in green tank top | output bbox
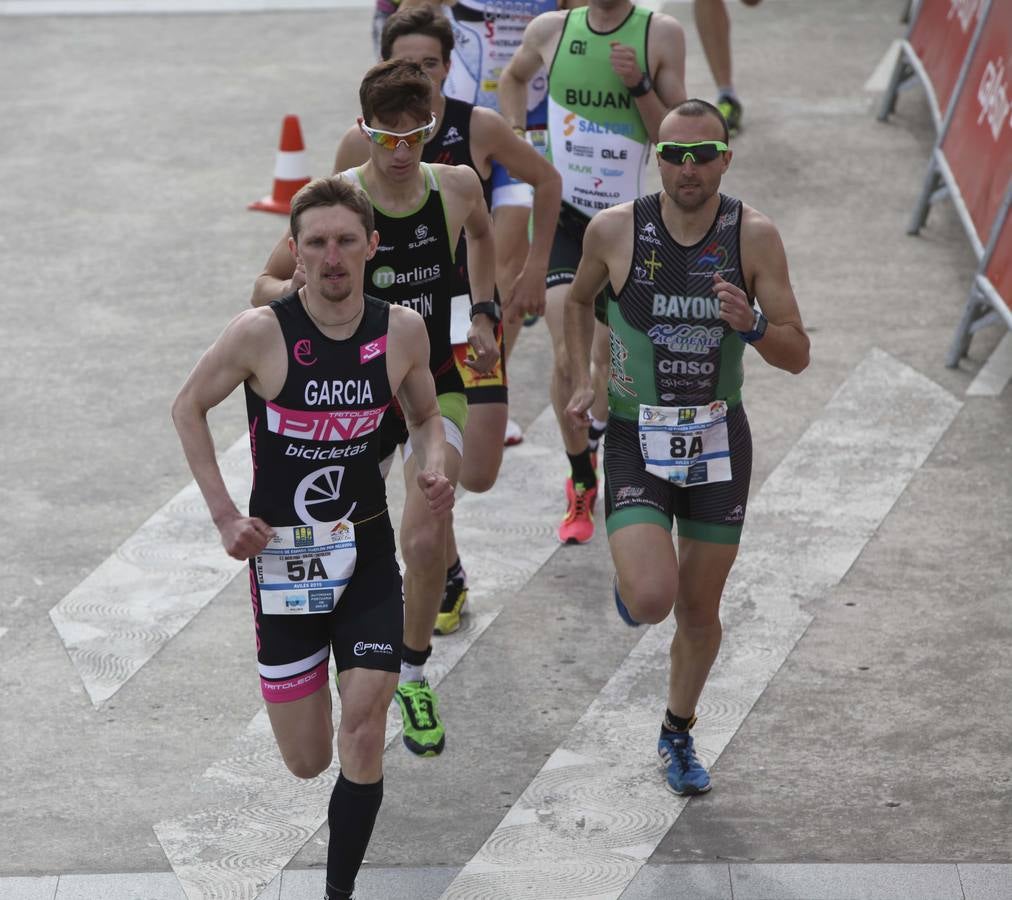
[500,0,687,544]
[565,100,810,797]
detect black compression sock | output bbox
[325,773,383,900]
[567,449,597,488]
[662,710,696,734]
[446,556,463,581]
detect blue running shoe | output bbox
[657,730,711,795]
[614,576,641,627]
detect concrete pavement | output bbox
[0,1,1009,898]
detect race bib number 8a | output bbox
[255,520,356,614]
[638,402,732,487]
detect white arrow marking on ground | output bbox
[441,349,962,900]
[967,331,1012,396]
[49,434,253,707]
[153,407,570,900]
[864,38,903,93]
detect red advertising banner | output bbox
[940,3,1012,246]
[984,208,1011,312]
[910,0,988,119]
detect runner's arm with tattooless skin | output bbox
[445,163,501,373]
[609,15,686,143]
[471,107,561,320]
[251,228,300,307]
[564,206,630,426]
[171,310,279,558]
[499,13,564,131]
[390,306,455,516]
[717,208,810,374]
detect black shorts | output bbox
[547,203,611,324]
[603,408,752,545]
[249,513,403,703]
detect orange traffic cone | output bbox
[249,115,311,215]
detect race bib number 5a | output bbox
[638,402,732,487]
[255,520,356,614]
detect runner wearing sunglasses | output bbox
[253,60,500,760]
[564,99,809,796]
[334,4,562,636]
[499,0,687,545]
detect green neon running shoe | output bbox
[394,679,445,756]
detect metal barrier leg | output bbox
[877,53,912,121]
[908,159,943,235]
[946,284,988,367]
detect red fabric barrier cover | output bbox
[940,4,1012,246]
[910,0,988,117]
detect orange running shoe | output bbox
[558,478,597,544]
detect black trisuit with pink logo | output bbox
[244,292,403,703]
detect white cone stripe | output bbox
[273,149,308,181]
[441,349,962,900]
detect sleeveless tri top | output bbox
[608,193,749,419]
[445,0,556,127]
[547,5,652,217]
[344,164,464,395]
[423,97,493,211]
[421,98,492,301]
[245,292,393,529]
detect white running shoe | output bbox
[504,418,524,446]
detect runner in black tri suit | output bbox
[253,60,501,760]
[565,100,809,797]
[174,175,454,900]
[332,7,561,636]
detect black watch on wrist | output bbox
[470,300,502,325]
[629,72,653,98]
[738,309,768,344]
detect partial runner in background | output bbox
[443,0,586,447]
[500,0,687,545]
[693,0,763,135]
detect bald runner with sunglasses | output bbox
[565,100,809,796]
[253,60,499,760]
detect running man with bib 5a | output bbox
[565,100,809,795]
[173,176,454,900]
[500,0,687,544]
[253,60,499,760]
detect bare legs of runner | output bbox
[608,524,738,717]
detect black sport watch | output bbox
[738,309,768,344]
[629,72,653,98]
[469,300,502,325]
